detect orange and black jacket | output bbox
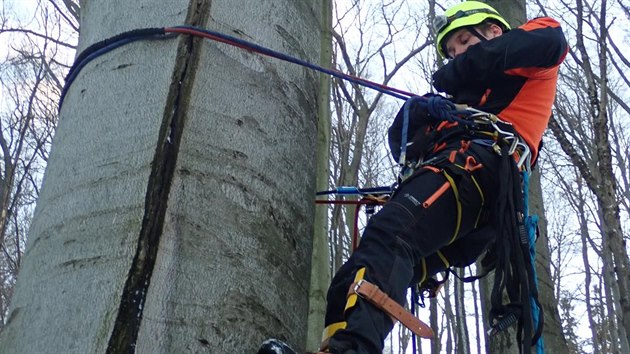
[432,17,568,161]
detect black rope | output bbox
[487,143,543,353]
[60,28,168,110]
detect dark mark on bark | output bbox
[198,338,210,346]
[105,1,211,353]
[114,63,134,70]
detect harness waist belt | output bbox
[349,280,434,339]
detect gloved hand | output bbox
[432,64,458,95]
[388,95,433,162]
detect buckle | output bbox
[353,279,366,298]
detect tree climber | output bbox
[316,1,567,353]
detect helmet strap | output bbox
[466,26,489,42]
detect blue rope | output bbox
[171,26,413,101]
[398,96,422,166]
[60,33,167,109]
[59,26,416,111]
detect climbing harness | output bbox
[319,96,543,353]
[380,93,543,353]
[395,95,532,183]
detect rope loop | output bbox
[426,95,456,122]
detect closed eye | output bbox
[459,33,471,45]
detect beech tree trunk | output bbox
[0,1,323,352]
[480,1,568,353]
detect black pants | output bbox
[323,140,503,353]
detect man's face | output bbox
[444,24,503,59]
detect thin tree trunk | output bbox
[454,268,470,353]
[574,174,603,354]
[444,281,454,354]
[599,206,626,353]
[430,296,441,354]
[307,0,333,350]
[528,169,570,352]
[471,278,483,354]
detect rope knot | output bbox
[426,95,456,122]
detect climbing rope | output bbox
[59,26,418,111]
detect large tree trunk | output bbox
[0,1,322,353]
[479,1,568,353]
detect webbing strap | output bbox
[349,280,434,339]
[488,144,544,353]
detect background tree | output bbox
[0,0,77,327]
[535,0,630,352]
[307,0,334,350]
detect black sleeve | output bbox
[432,17,567,95]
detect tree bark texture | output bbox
[0,1,322,353]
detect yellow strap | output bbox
[437,250,450,268]
[418,258,428,285]
[470,174,485,227]
[442,170,462,244]
[344,267,366,311]
[454,164,485,228]
[321,321,347,342]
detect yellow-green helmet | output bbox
[434,1,510,58]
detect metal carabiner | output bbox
[516,142,532,171]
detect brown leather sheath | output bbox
[349,280,435,339]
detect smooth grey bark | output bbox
[0,0,322,353]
